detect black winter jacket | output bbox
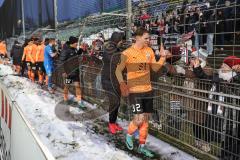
[10,44,23,65]
[101,41,129,92]
[59,43,82,79]
[204,10,216,34]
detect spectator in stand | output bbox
[224,0,234,43]
[165,14,171,34]
[223,56,240,75]
[199,7,206,47]
[192,56,240,158]
[236,0,240,36]
[140,10,151,31]
[131,22,138,37]
[203,2,215,55]
[216,9,225,50]
[186,5,200,51]
[173,15,181,33]
[80,43,89,55]
[158,18,165,36]
[10,40,23,75]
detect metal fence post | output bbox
[21,0,25,39]
[126,0,132,40]
[54,0,58,38]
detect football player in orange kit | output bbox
[21,38,38,81]
[0,40,7,58]
[115,27,168,157]
[35,39,46,85]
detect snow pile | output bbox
[82,28,123,46]
[0,64,14,76]
[0,64,197,160]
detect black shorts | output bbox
[26,61,32,69]
[0,54,6,58]
[129,91,153,114]
[36,62,45,72]
[64,75,80,85]
[25,62,37,71]
[68,73,80,82]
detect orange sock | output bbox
[45,76,48,85]
[63,85,69,101]
[27,71,31,79]
[139,121,149,144]
[38,72,44,84]
[127,121,138,135]
[31,72,35,82]
[75,84,82,101]
[16,65,21,74]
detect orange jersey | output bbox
[0,43,7,55]
[122,46,155,93]
[23,46,31,62]
[24,44,38,62]
[36,44,45,62]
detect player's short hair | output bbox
[135,27,149,37]
[49,38,56,42]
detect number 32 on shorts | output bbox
[132,104,143,113]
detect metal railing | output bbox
[58,60,240,160]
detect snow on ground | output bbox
[0,64,197,160]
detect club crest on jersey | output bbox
[146,52,150,61]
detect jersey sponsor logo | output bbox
[138,63,147,71]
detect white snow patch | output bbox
[82,28,123,46]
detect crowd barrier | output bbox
[0,83,55,160]
[69,62,240,160]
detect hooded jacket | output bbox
[101,41,130,92]
[59,42,82,79]
[11,43,23,65]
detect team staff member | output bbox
[44,38,57,93]
[10,41,23,75]
[36,39,46,85]
[115,27,168,157]
[102,32,127,134]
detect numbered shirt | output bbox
[122,46,155,93]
